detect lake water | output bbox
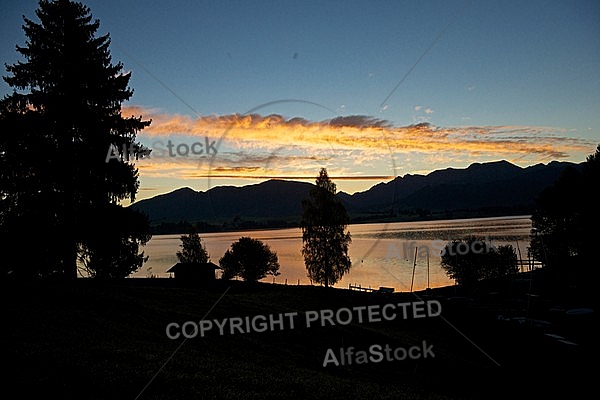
[132,215,534,292]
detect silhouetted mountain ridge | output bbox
[130,160,582,229]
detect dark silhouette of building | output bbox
[166,262,221,283]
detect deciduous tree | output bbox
[301,168,352,288]
[529,144,599,293]
[219,237,280,282]
[440,236,518,287]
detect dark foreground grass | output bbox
[2,278,595,399]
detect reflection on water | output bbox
[133,215,533,292]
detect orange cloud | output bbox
[123,106,595,183]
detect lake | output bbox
[132,215,534,292]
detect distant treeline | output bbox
[149,205,533,235]
[150,218,300,235]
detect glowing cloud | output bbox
[122,106,595,186]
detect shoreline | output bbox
[149,211,533,235]
[135,215,534,287]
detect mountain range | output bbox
[130,160,581,232]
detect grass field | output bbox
[3,276,595,399]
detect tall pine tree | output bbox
[301,168,352,287]
[0,0,151,278]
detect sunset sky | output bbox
[2,0,598,201]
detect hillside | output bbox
[130,160,581,231]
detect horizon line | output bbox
[185,175,396,180]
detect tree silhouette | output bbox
[176,232,210,264]
[77,204,151,278]
[0,0,151,278]
[440,236,518,287]
[529,144,599,293]
[219,237,280,282]
[301,168,352,288]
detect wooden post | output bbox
[427,252,430,289]
[410,246,418,292]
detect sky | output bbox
[1,0,599,202]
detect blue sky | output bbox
[2,0,599,200]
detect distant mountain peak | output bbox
[465,160,521,170]
[131,160,583,228]
[172,187,197,193]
